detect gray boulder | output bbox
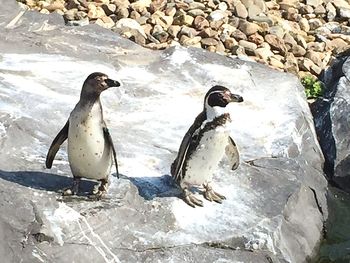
[311,51,350,192]
[0,1,327,262]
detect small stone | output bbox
[339,7,350,18]
[112,0,130,9]
[40,8,49,14]
[101,4,116,16]
[248,4,262,18]
[228,16,240,28]
[130,0,151,13]
[210,20,225,30]
[254,47,274,61]
[299,18,310,32]
[188,2,206,10]
[232,29,247,41]
[269,56,284,69]
[308,18,323,30]
[152,31,169,43]
[298,57,314,71]
[141,23,152,35]
[129,10,140,20]
[188,9,205,17]
[285,53,299,74]
[305,50,323,67]
[45,1,65,12]
[239,40,257,55]
[217,2,226,11]
[295,34,307,49]
[88,4,106,19]
[249,16,274,26]
[326,3,336,21]
[198,27,217,38]
[180,35,202,46]
[235,3,248,18]
[179,26,198,38]
[264,34,287,55]
[231,45,246,56]
[306,0,322,8]
[97,16,115,29]
[241,0,253,8]
[283,32,297,50]
[248,33,264,45]
[64,8,78,20]
[116,7,129,19]
[327,38,349,54]
[292,44,307,56]
[165,7,176,17]
[314,5,326,15]
[193,16,209,30]
[201,38,219,46]
[239,21,260,35]
[215,41,226,53]
[269,25,285,38]
[224,37,238,50]
[149,0,167,13]
[167,25,181,38]
[299,5,314,14]
[307,42,325,52]
[184,15,194,26]
[208,10,228,21]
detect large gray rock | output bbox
[311,51,350,192]
[0,1,327,263]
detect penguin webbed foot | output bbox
[203,184,226,203]
[183,188,203,208]
[90,179,108,200]
[62,177,81,196]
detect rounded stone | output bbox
[235,3,248,19]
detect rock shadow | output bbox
[122,174,181,200]
[0,170,98,195]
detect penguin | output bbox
[46,72,120,197]
[171,85,243,207]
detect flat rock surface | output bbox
[0,2,327,263]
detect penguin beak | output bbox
[105,78,121,88]
[230,93,243,103]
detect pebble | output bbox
[24,0,350,78]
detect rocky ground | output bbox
[18,0,350,80]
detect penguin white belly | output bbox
[68,107,112,180]
[182,127,228,187]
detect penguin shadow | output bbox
[121,174,182,200]
[0,170,98,195]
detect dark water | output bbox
[313,187,350,263]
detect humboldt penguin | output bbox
[171,85,243,207]
[46,72,120,197]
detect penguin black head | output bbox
[81,72,120,99]
[204,85,243,109]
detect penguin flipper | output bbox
[171,111,206,182]
[46,121,69,169]
[103,125,119,178]
[226,136,240,170]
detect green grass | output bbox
[301,75,324,99]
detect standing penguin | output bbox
[171,85,243,207]
[46,72,120,197]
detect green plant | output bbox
[301,76,324,99]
